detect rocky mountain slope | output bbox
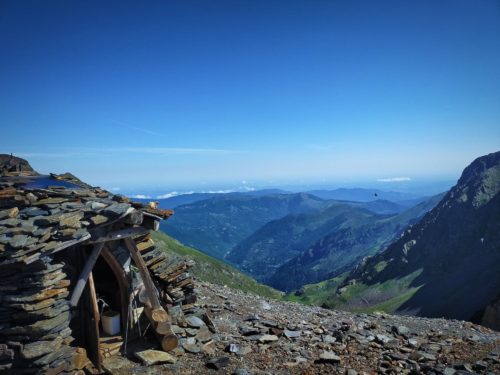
[322,151,500,328]
[226,194,442,291]
[103,282,500,374]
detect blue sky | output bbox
[1,0,499,191]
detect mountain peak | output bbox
[452,151,500,207]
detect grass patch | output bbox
[374,260,388,273]
[152,230,282,299]
[350,286,422,314]
[285,268,424,315]
[284,274,348,306]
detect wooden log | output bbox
[136,238,155,252]
[69,243,105,307]
[143,305,173,335]
[161,334,179,352]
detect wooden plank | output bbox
[50,234,91,254]
[87,227,149,244]
[136,238,155,252]
[69,243,105,307]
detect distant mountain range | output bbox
[134,189,288,209]
[135,187,424,209]
[160,192,326,259]
[293,151,500,329]
[159,187,442,291]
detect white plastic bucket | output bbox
[101,310,120,335]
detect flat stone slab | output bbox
[134,349,177,365]
[317,351,341,363]
[284,329,301,338]
[259,334,279,343]
[103,355,139,374]
[186,315,205,328]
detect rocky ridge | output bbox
[106,282,500,374]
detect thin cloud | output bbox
[105,147,236,155]
[14,147,236,158]
[376,177,412,182]
[111,119,166,136]
[131,194,151,199]
[14,152,102,158]
[157,192,180,199]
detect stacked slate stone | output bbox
[0,256,87,374]
[135,235,197,313]
[0,174,173,373]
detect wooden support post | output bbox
[88,272,100,324]
[70,243,105,307]
[123,238,168,322]
[123,238,178,350]
[87,272,102,369]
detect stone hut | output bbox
[0,156,203,373]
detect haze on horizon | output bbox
[1,1,499,190]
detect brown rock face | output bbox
[0,154,37,176]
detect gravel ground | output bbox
[103,282,500,375]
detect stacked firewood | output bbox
[135,235,197,312]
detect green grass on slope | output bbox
[285,274,348,306]
[285,269,423,314]
[152,231,282,299]
[354,287,421,314]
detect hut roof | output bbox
[0,172,172,266]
